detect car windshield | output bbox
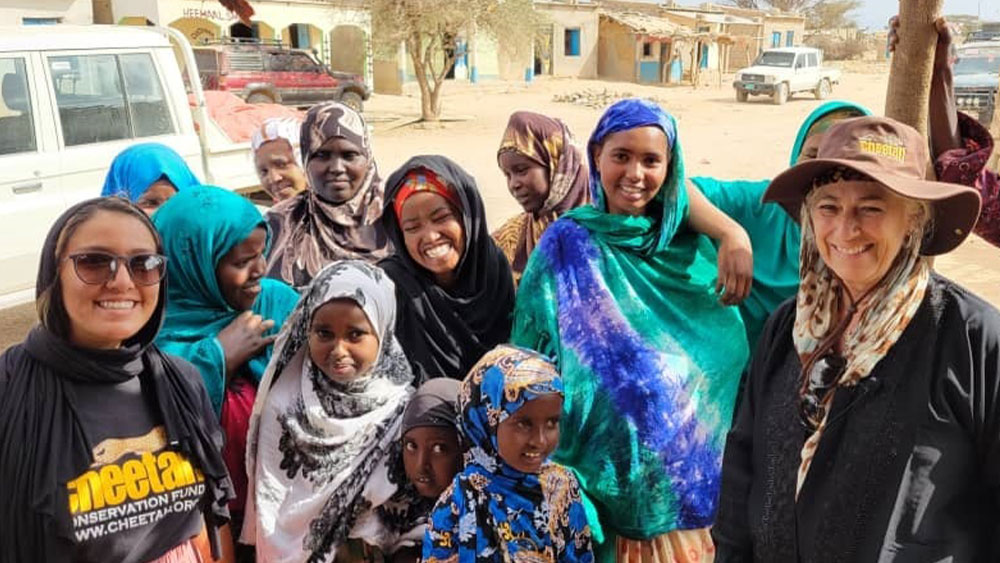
[754,51,796,68]
[955,52,1000,75]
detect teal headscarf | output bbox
[153,186,299,413]
[689,100,871,348]
[513,99,748,547]
[101,143,201,201]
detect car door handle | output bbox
[12,182,42,195]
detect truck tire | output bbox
[772,83,788,105]
[339,91,364,112]
[247,92,274,104]
[736,89,748,102]
[814,79,831,100]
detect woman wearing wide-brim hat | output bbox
[712,115,999,562]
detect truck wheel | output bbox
[772,83,788,105]
[736,89,748,102]
[814,79,831,100]
[339,91,364,112]
[247,92,274,104]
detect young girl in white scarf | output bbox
[241,260,420,562]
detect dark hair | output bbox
[36,197,162,339]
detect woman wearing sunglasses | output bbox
[0,197,233,562]
[713,116,1000,562]
[152,186,299,547]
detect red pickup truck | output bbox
[193,38,370,111]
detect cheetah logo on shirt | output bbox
[91,427,167,466]
[66,426,206,543]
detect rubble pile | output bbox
[552,88,664,109]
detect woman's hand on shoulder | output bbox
[216,311,277,378]
[716,227,753,306]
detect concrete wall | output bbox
[537,4,599,79]
[726,21,762,70]
[0,0,93,24]
[598,18,635,83]
[762,16,805,48]
[109,0,373,86]
[495,33,533,82]
[636,38,670,83]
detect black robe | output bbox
[713,274,1000,562]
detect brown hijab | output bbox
[265,102,389,289]
[493,111,589,279]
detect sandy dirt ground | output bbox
[2,68,998,350]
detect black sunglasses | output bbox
[64,252,168,287]
[799,353,847,431]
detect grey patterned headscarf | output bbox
[243,260,415,560]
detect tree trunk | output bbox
[884,0,944,135]
[406,34,438,122]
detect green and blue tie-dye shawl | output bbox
[511,99,749,544]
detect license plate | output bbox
[745,83,755,90]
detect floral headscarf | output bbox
[243,260,417,560]
[423,345,593,562]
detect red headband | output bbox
[393,167,462,221]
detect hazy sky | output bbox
[670,0,1000,29]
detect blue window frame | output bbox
[565,28,581,57]
[23,17,61,25]
[786,30,795,46]
[772,31,781,47]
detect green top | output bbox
[691,100,872,349]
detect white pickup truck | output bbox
[0,25,263,308]
[733,47,841,105]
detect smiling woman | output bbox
[511,99,748,561]
[378,155,515,383]
[0,197,232,562]
[713,117,999,562]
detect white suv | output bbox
[733,47,841,105]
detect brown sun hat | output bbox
[763,115,981,255]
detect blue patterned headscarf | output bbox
[101,143,201,202]
[580,98,687,254]
[423,345,593,562]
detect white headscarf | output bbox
[242,260,416,562]
[251,116,303,165]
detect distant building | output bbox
[97,0,371,85]
[693,4,806,69]
[533,0,600,79]
[597,2,735,86]
[1,0,93,25]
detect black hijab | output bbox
[378,155,515,382]
[0,197,233,562]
